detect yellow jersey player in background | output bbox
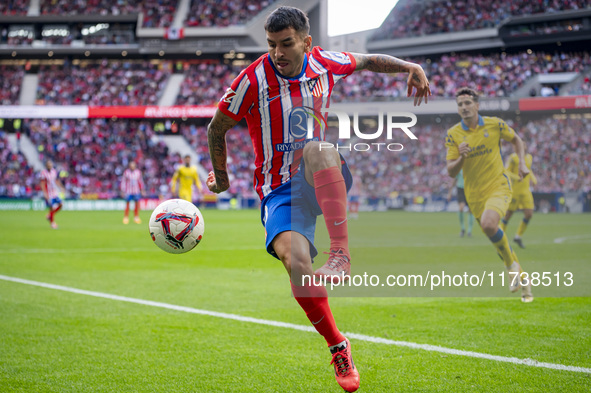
[445,87,533,302]
[171,154,203,203]
[501,148,537,248]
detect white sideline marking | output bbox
[1,274,589,374]
[0,246,262,254]
[554,234,591,244]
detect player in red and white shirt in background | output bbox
[206,6,430,392]
[40,160,66,229]
[121,161,145,224]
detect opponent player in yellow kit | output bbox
[171,155,202,203]
[445,88,533,302]
[500,149,537,248]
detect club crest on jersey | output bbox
[308,78,324,98]
[221,88,236,103]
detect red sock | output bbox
[313,167,349,254]
[291,281,345,347]
[48,209,55,222]
[124,202,130,217]
[53,204,62,214]
[134,202,140,217]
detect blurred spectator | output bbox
[567,73,591,95]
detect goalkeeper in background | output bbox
[171,154,202,204]
[501,147,537,248]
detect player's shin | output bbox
[290,280,345,347]
[313,167,349,255]
[489,228,517,268]
[517,218,529,237]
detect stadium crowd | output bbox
[185,0,277,27]
[24,119,179,199]
[4,115,586,203]
[11,50,585,106]
[0,65,24,105]
[332,50,591,101]
[39,0,177,28]
[0,0,28,15]
[176,62,243,106]
[36,59,172,105]
[0,133,34,198]
[372,0,591,40]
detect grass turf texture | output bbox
[0,210,589,392]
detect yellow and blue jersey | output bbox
[172,165,201,192]
[506,153,536,195]
[446,115,515,202]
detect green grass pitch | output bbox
[0,209,589,392]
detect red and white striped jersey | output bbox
[40,168,60,199]
[121,168,144,195]
[218,46,356,200]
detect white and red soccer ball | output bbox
[148,199,204,254]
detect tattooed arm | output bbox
[206,109,239,193]
[351,53,431,106]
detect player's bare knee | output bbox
[303,141,339,170]
[479,217,497,235]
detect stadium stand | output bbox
[18,50,590,107]
[36,60,173,105]
[0,65,24,105]
[372,0,591,40]
[0,132,34,198]
[176,62,243,106]
[184,0,277,27]
[332,50,591,101]
[39,0,177,28]
[0,0,29,16]
[24,119,179,199]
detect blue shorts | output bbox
[349,195,360,203]
[46,197,62,208]
[260,158,352,260]
[126,194,141,202]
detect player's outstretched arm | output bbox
[170,170,179,194]
[510,134,529,181]
[207,109,239,193]
[351,53,431,106]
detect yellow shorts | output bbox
[467,180,512,220]
[178,189,193,203]
[509,190,534,211]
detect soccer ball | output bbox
[148,199,204,254]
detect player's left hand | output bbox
[518,164,530,181]
[206,171,229,194]
[407,64,431,106]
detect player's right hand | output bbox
[206,171,229,194]
[458,142,470,158]
[406,64,431,106]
